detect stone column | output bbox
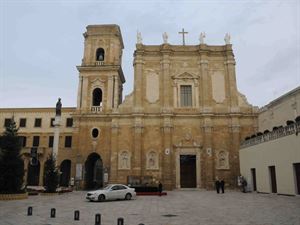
[230,118,241,187]
[77,75,83,109]
[39,156,45,186]
[107,77,113,110]
[199,57,212,111]
[162,116,173,190]
[132,116,143,176]
[113,76,119,109]
[133,49,144,112]
[224,52,238,109]
[202,117,214,189]
[81,77,89,112]
[161,50,171,110]
[109,120,119,183]
[53,116,61,165]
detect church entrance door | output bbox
[27,161,40,186]
[84,153,103,190]
[180,155,196,188]
[60,160,71,187]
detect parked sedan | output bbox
[86,184,136,202]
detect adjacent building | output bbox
[240,86,300,195]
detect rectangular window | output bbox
[48,136,54,148]
[20,136,27,147]
[32,136,40,147]
[65,136,72,148]
[34,118,42,127]
[4,118,11,127]
[50,118,55,127]
[66,118,73,127]
[180,85,192,107]
[19,118,26,127]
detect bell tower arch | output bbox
[76,25,125,113]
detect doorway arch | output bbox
[84,153,103,190]
[60,159,71,187]
[27,161,40,186]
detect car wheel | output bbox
[98,194,105,202]
[125,193,132,200]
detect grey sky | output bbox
[0,0,299,108]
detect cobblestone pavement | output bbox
[0,190,299,225]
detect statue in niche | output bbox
[120,151,130,169]
[148,151,157,169]
[217,151,229,169]
[55,98,62,116]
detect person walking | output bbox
[242,177,247,193]
[215,177,220,194]
[158,181,163,196]
[220,179,225,193]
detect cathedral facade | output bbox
[0,25,258,190]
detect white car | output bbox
[86,184,136,202]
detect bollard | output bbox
[50,208,56,218]
[74,210,80,221]
[95,213,101,225]
[27,206,33,216]
[117,217,124,225]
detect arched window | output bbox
[96,48,105,61]
[92,88,102,106]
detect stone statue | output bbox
[199,32,206,44]
[162,32,168,44]
[224,33,231,44]
[137,30,142,44]
[55,98,62,116]
[121,151,129,169]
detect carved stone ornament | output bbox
[118,151,131,170]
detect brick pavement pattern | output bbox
[0,190,299,225]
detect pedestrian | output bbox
[242,177,247,193]
[220,179,225,193]
[215,177,220,194]
[158,181,163,196]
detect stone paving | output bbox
[0,190,299,225]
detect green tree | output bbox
[0,118,25,194]
[44,153,59,193]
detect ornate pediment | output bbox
[171,72,198,80]
[91,78,106,87]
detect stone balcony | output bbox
[91,106,103,113]
[240,122,300,149]
[21,147,46,156]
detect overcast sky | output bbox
[0,0,299,108]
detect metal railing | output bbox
[240,122,300,149]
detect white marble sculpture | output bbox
[199,32,206,44]
[162,32,168,44]
[137,30,142,44]
[224,33,231,44]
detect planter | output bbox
[0,192,28,201]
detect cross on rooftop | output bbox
[178,28,188,45]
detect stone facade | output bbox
[0,25,258,190]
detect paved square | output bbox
[0,190,299,225]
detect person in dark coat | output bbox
[220,179,225,193]
[215,178,220,194]
[158,181,163,196]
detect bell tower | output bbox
[76,25,125,113]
